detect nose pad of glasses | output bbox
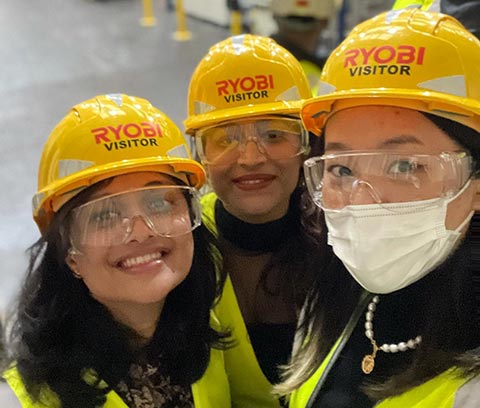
[238,137,267,162]
[349,179,383,205]
[123,215,157,243]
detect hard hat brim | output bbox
[185,100,303,134]
[302,89,480,136]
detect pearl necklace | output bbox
[362,295,422,374]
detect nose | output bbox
[237,138,267,166]
[348,179,383,205]
[125,215,156,243]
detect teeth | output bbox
[239,179,264,184]
[122,252,162,268]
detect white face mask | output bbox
[323,181,474,294]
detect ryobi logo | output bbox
[216,74,274,103]
[344,45,425,77]
[92,122,162,151]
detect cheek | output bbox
[445,183,476,230]
[174,235,194,274]
[75,247,107,276]
[473,180,480,211]
[206,165,231,193]
[281,159,302,189]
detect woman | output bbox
[279,9,480,408]
[2,94,230,407]
[184,34,328,407]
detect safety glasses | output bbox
[69,186,201,247]
[195,116,309,165]
[304,151,473,210]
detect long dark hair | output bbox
[3,179,229,408]
[278,113,480,399]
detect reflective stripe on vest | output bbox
[201,192,281,408]
[453,374,480,408]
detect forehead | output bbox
[324,106,461,153]
[91,172,177,199]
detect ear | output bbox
[472,179,480,212]
[66,250,82,279]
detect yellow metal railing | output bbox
[173,0,192,41]
[140,0,157,26]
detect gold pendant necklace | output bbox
[362,340,379,374]
[361,295,422,375]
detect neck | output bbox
[215,199,298,252]
[102,299,164,341]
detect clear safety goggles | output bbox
[69,186,202,248]
[304,151,473,210]
[195,116,309,165]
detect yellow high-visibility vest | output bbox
[202,192,282,408]
[392,0,437,11]
[4,346,230,408]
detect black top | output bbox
[215,199,297,252]
[310,285,421,408]
[248,322,296,385]
[215,199,298,385]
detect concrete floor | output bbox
[0,0,228,402]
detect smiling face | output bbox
[207,154,302,224]
[322,105,480,230]
[202,116,305,224]
[66,172,194,316]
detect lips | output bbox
[232,174,276,191]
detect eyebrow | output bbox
[379,135,425,147]
[324,135,425,151]
[145,180,170,187]
[324,141,349,151]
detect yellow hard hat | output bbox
[302,9,480,135]
[184,34,312,134]
[34,94,206,233]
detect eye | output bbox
[260,129,289,143]
[388,159,419,174]
[146,197,172,214]
[327,164,353,177]
[90,210,121,226]
[209,126,240,147]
